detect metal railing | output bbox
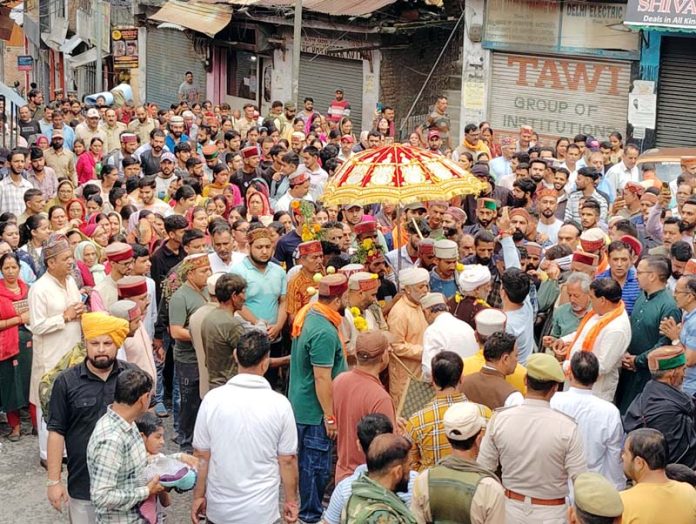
[1,101,22,150]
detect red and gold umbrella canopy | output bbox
[321,144,487,207]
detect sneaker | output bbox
[154,402,169,418]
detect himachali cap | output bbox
[474,308,507,337]
[86,108,100,118]
[183,252,211,270]
[117,275,148,298]
[624,181,645,195]
[399,267,430,285]
[434,239,458,260]
[573,472,623,518]
[536,187,558,199]
[110,299,141,322]
[241,145,259,159]
[525,242,543,257]
[477,198,497,211]
[509,207,531,222]
[579,228,606,252]
[348,271,380,291]
[446,207,467,223]
[526,353,565,382]
[318,273,348,297]
[458,264,491,292]
[444,402,487,441]
[120,133,137,143]
[43,234,70,262]
[207,273,224,295]
[161,152,176,163]
[105,242,134,263]
[341,134,354,143]
[169,115,184,124]
[247,227,272,244]
[420,292,446,309]
[418,238,435,256]
[355,330,391,360]
[620,235,642,258]
[681,156,696,167]
[501,136,515,147]
[298,240,322,257]
[289,170,310,185]
[648,345,687,371]
[354,221,377,237]
[339,263,365,278]
[571,251,599,272]
[202,144,218,159]
[640,191,658,204]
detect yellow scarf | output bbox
[291,302,347,355]
[462,139,489,153]
[566,302,625,359]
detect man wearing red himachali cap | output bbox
[91,242,134,311]
[287,240,324,322]
[342,271,387,356]
[288,273,349,523]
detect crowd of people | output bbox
[0,78,695,524]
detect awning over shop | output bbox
[149,0,233,38]
[228,0,397,17]
[624,0,696,32]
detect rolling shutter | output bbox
[299,53,363,131]
[655,37,696,147]
[146,28,206,108]
[488,52,630,141]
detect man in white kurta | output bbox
[551,352,626,490]
[420,292,479,380]
[28,239,84,461]
[558,279,631,401]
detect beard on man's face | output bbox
[511,196,528,208]
[88,355,115,369]
[512,230,525,242]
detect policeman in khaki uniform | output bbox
[477,353,587,524]
[569,472,624,523]
[410,402,506,523]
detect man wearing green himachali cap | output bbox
[623,345,696,467]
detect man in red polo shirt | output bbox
[333,330,395,482]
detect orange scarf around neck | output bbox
[291,302,347,355]
[566,302,625,359]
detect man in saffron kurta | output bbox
[286,240,324,322]
[554,278,631,402]
[387,267,430,408]
[288,274,348,523]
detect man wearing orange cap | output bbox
[287,240,324,321]
[615,181,644,220]
[536,188,563,244]
[288,273,349,523]
[623,345,696,467]
[332,331,395,483]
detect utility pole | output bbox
[291,0,302,105]
[95,0,103,92]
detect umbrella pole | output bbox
[396,204,402,291]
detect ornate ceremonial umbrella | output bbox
[321,144,487,207]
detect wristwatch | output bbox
[672,339,682,347]
[46,479,61,487]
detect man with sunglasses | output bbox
[91,242,134,311]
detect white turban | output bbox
[399,267,430,286]
[457,264,491,292]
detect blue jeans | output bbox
[297,423,332,523]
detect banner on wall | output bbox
[112,26,138,70]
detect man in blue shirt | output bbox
[165,115,189,152]
[597,240,641,314]
[660,274,696,397]
[429,239,459,300]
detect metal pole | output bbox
[291,0,302,105]
[95,0,103,93]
